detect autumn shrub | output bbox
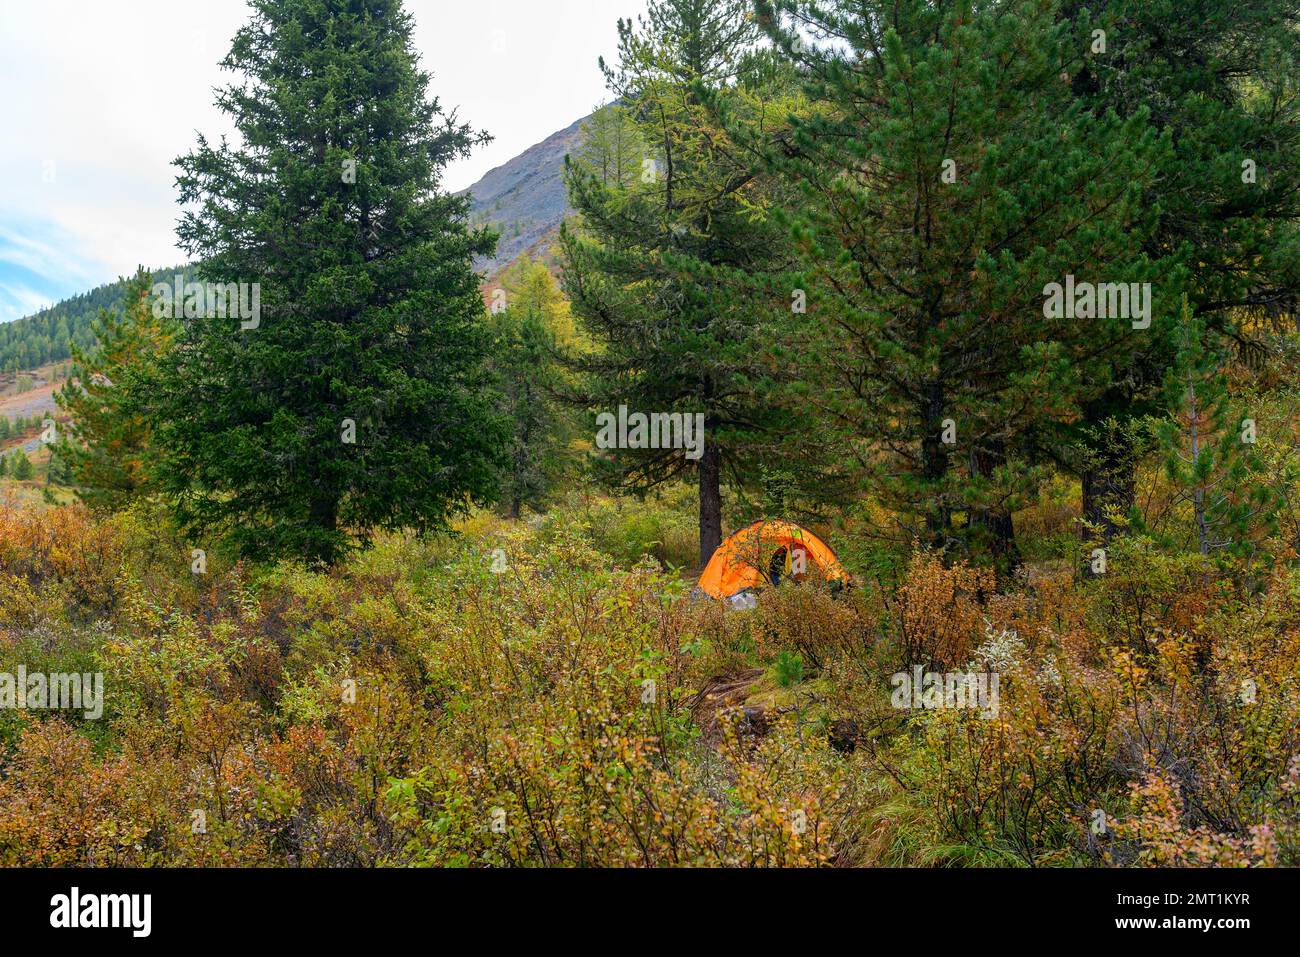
[1014,474,1080,562]
[749,584,876,673]
[0,500,124,620]
[1109,770,1280,867]
[1094,562,1300,866]
[869,618,1126,866]
[1083,532,1215,657]
[887,551,996,671]
[1,492,1296,869]
[379,526,872,866]
[542,489,699,571]
[0,720,156,866]
[863,548,1300,868]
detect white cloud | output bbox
[0,282,57,322]
[0,0,646,317]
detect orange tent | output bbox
[697,520,848,600]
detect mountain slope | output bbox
[462,113,586,276]
[3,116,586,370]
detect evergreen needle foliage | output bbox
[147,0,508,564]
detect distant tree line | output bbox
[0,267,190,374]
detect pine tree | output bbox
[1060,0,1300,542]
[53,267,172,511]
[753,0,1166,567]
[11,451,34,482]
[45,449,72,488]
[1156,298,1277,558]
[562,0,802,566]
[150,0,507,564]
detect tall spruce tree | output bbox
[10,450,34,482]
[151,0,506,564]
[562,0,802,566]
[754,0,1167,567]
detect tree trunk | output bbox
[1080,421,1137,574]
[309,493,340,565]
[984,510,1019,567]
[920,380,951,546]
[1182,380,1210,556]
[698,437,722,569]
[969,443,1021,575]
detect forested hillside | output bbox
[0,267,190,374]
[0,284,106,373]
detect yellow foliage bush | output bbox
[0,500,1295,868]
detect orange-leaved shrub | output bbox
[0,499,1296,868]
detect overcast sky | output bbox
[0,0,647,323]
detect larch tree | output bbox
[489,260,579,518]
[53,267,173,511]
[577,102,646,190]
[1155,298,1278,559]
